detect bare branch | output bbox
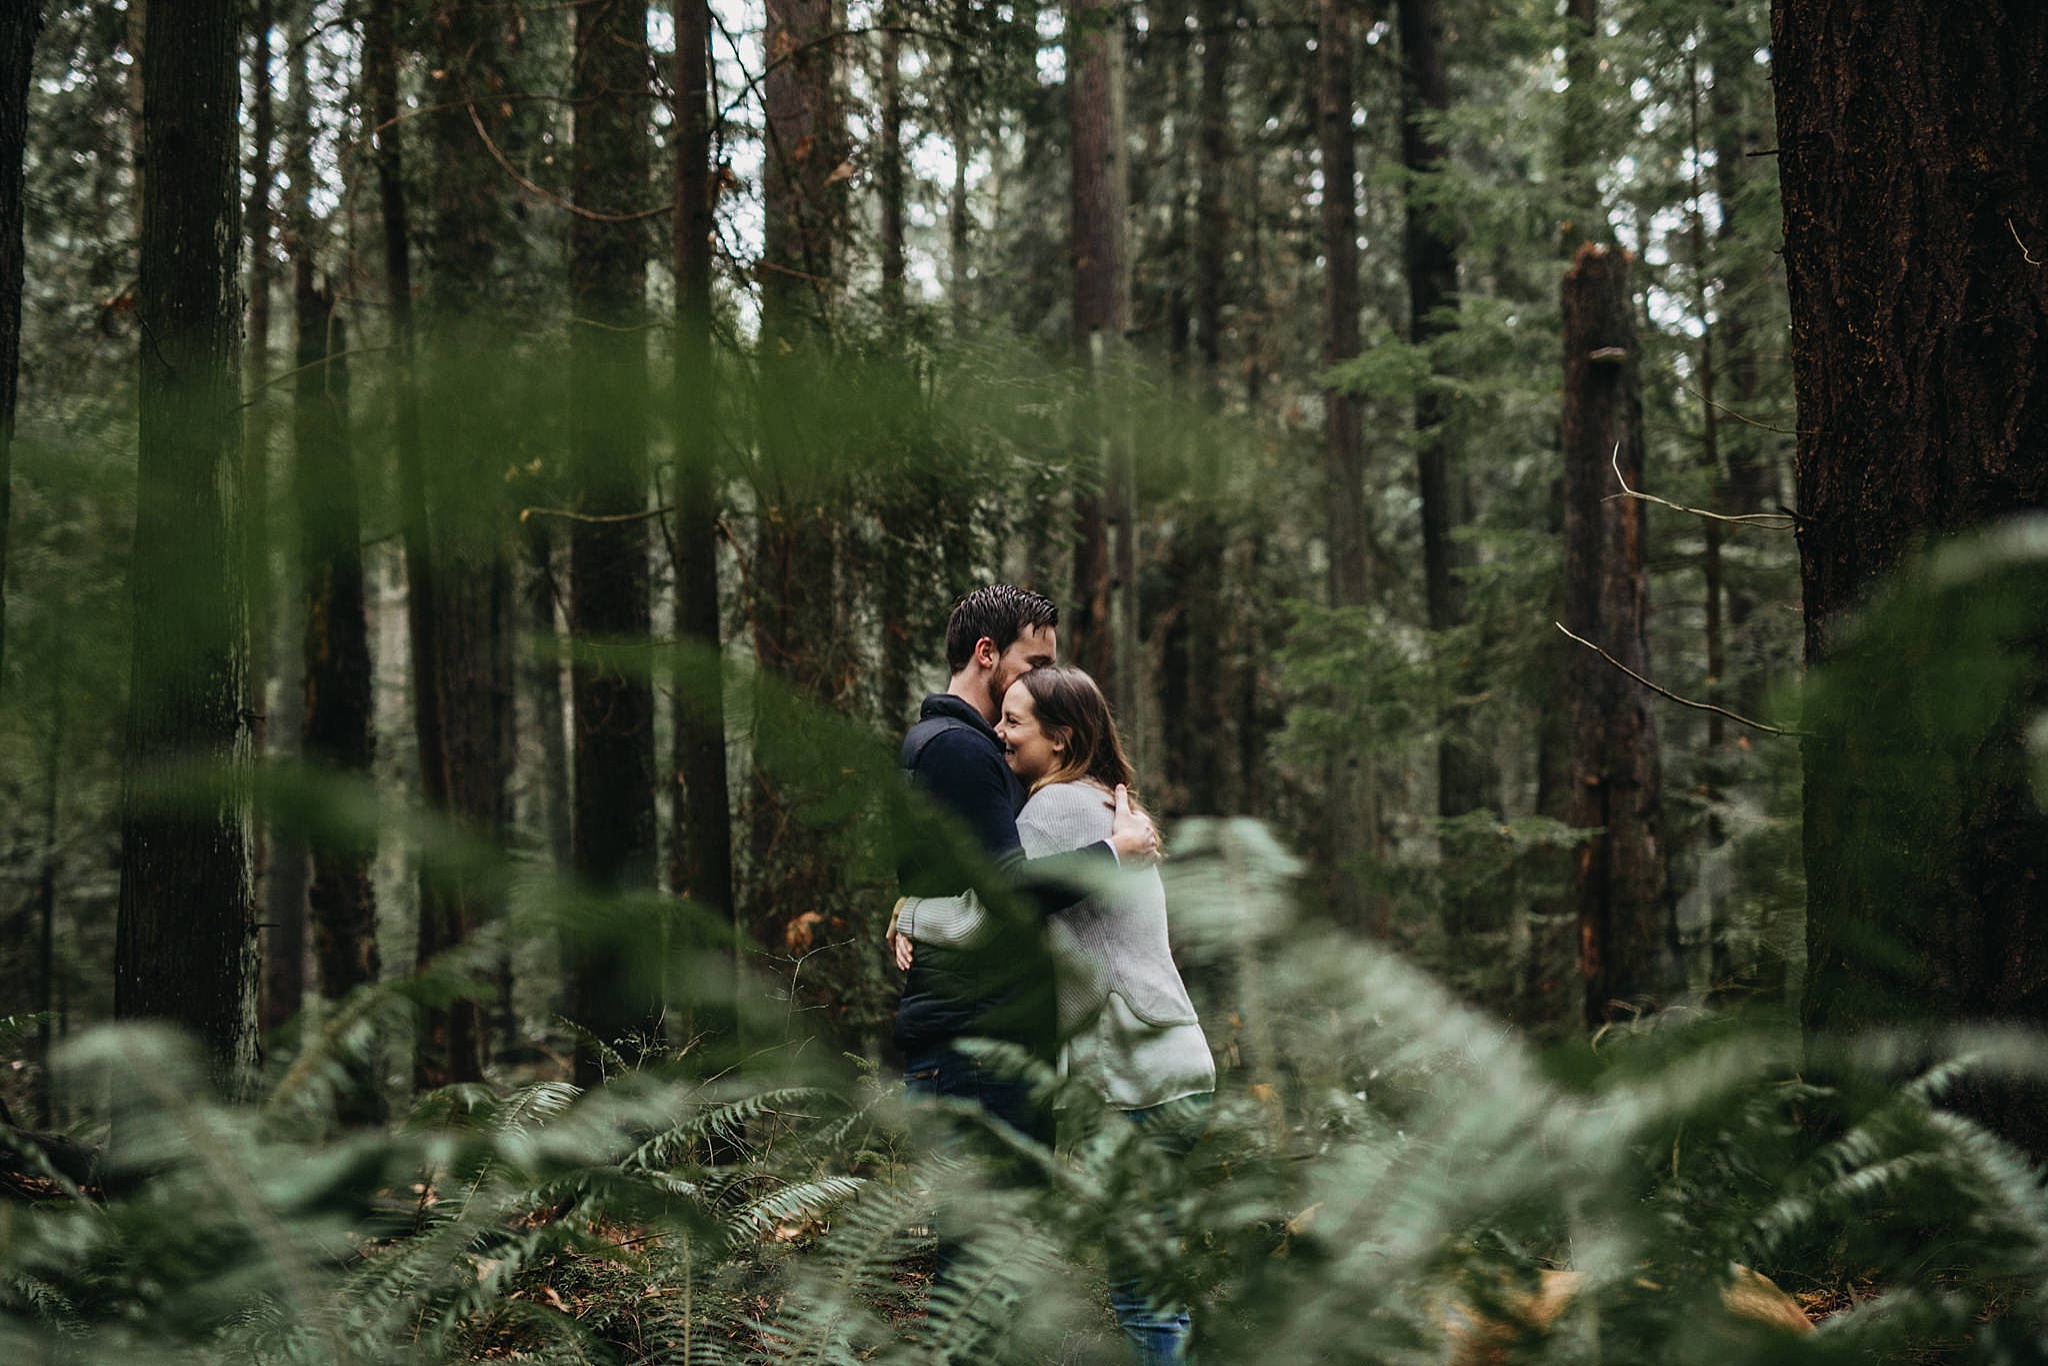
[1554,621,1807,737]
[1609,444,1796,529]
[2013,218,2042,267]
[1681,385,1805,436]
[520,505,677,525]
[467,103,672,223]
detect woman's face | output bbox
[996,680,1064,783]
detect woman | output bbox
[899,664,1213,1364]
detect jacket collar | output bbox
[920,691,998,742]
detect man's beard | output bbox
[985,675,1005,721]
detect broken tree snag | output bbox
[1560,244,1678,1028]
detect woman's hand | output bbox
[886,895,914,971]
[1109,784,1160,863]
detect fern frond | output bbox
[494,1081,585,1138]
[724,1174,867,1247]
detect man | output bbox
[893,583,1155,1139]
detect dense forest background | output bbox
[2,0,1803,1079]
[2,0,2048,1359]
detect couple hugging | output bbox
[888,584,1214,1365]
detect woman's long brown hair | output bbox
[1015,665,1141,804]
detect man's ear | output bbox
[974,636,998,668]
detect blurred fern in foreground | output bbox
[5,819,2048,1364]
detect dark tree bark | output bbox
[1318,0,1365,608]
[1397,0,1491,825]
[1318,0,1372,927]
[406,0,521,1087]
[947,0,973,335]
[0,2,42,687]
[1558,0,1601,246]
[293,261,377,1008]
[1561,245,1676,1026]
[878,0,906,320]
[750,0,848,957]
[1194,0,1230,385]
[1707,0,1773,731]
[116,0,257,1079]
[566,0,658,1087]
[671,0,736,932]
[1163,0,1234,815]
[1068,0,1129,699]
[762,0,841,334]
[1775,4,2048,1146]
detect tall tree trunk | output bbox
[0,2,43,694]
[407,0,519,1086]
[1775,4,2048,1149]
[878,0,906,321]
[947,0,973,335]
[1561,245,1675,1026]
[245,0,276,751]
[366,0,450,1081]
[1708,0,1772,727]
[294,265,377,1014]
[1068,0,1129,699]
[116,0,256,1081]
[1398,0,1490,825]
[762,0,840,334]
[266,0,325,1036]
[1318,0,1372,927]
[1558,0,1601,246]
[1156,0,1234,815]
[524,521,572,868]
[34,660,63,1124]
[671,0,736,940]
[752,0,846,957]
[567,0,658,1087]
[249,0,296,1036]
[1317,0,1365,608]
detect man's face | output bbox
[985,624,1057,719]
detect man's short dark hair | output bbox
[945,585,1059,673]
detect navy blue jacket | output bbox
[892,693,1109,1055]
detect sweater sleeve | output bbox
[897,891,993,946]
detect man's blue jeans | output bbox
[904,1045,1054,1332]
[1107,1095,1211,1366]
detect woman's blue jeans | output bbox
[1107,1095,1210,1365]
